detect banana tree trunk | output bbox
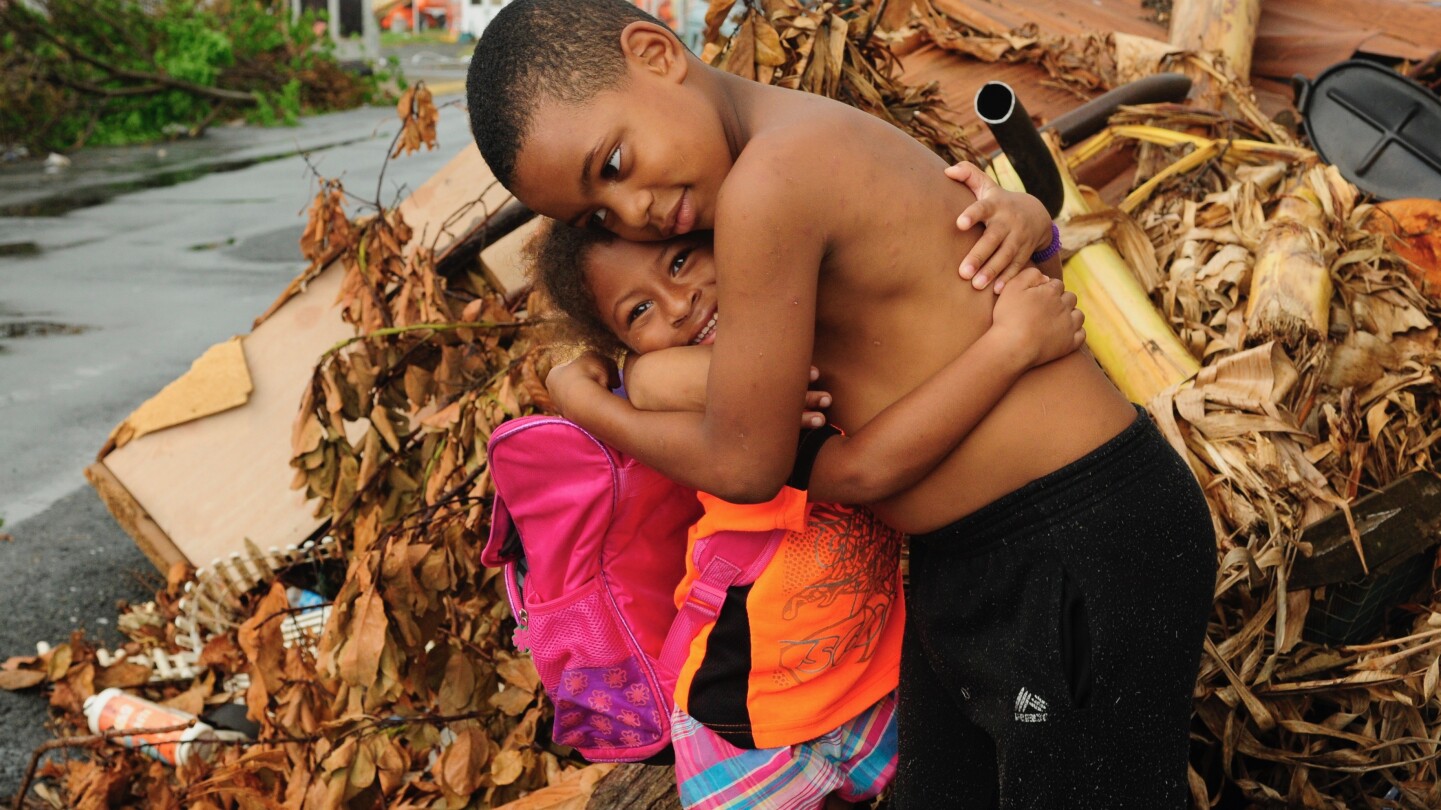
[1246,179,1335,343]
[1169,0,1262,107]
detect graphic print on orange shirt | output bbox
[768,503,902,689]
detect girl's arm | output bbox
[625,345,832,427]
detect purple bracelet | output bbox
[1030,222,1061,264]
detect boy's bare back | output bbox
[712,83,1133,533]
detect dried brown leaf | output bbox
[437,724,489,797]
[491,748,525,787]
[93,661,152,690]
[337,585,389,688]
[0,668,46,691]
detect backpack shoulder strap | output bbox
[656,528,786,677]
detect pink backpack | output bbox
[481,416,781,762]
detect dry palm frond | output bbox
[910,0,1117,96]
[703,0,983,165]
[1101,100,1441,807]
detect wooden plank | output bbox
[92,145,511,567]
[1290,472,1441,589]
[930,0,1165,40]
[479,214,541,301]
[84,461,186,572]
[900,50,1089,155]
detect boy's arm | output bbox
[546,156,824,502]
[805,269,1082,504]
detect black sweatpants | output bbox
[891,407,1216,809]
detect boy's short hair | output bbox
[467,0,671,189]
[526,219,628,357]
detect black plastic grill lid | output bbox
[1293,60,1441,202]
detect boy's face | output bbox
[508,25,733,242]
[585,234,718,355]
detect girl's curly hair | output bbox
[524,219,628,357]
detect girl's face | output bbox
[585,234,718,355]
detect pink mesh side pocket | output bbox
[527,581,667,759]
[526,581,628,698]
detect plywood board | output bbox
[914,0,1441,130]
[101,263,354,567]
[479,215,541,301]
[396,144,515,252]
[85,461,186,571]
[95,145,511,569]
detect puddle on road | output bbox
[189,237,238,252]
[0,321,91,339]
[0,161,252,217]
[0,242,41,257]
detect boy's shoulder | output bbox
[714,106,868,234]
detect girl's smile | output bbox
[585,234,719,355]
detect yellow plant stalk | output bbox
[1067,125,1312,174]
[991,145,1199,403]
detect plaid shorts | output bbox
[671,692,898,810]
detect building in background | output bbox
[634,0,709,51]
[455,0,709,48]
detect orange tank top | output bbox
[672,488,905,748]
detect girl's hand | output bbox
[803,387,832,428]
[545,351,617,417]
[989,267,1085,368]
[946,161,1055,293]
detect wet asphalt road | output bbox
[0,96,473,798]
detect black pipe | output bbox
[975,74,1194,218]
[1044,73,1192,147]
[975,81,1065,217]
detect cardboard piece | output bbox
[105,337,252,452]
[91,145,513,569]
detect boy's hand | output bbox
[546,351,618,417]
[989,267,1085,368]
[946,162,1054,293]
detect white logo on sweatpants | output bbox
[1014,687,1048,722]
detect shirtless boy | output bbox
[467,2,1216,806]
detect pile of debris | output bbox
[4,1,1441,808]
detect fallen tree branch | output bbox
[6,8,257,105]
[12,722,194,810]
[44,71,164,98]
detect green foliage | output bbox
[0,0,392,153]
[248,79,304,127]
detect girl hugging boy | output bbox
[525,197,1082,809]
